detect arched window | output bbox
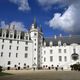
[71,48,79,61]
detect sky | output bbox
[0,0,80,37]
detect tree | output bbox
[70,63,80,71]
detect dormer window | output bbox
[50,41,53,47]
[63,43,67,46]
[20,32,24,39]
[44,42,46,46]
[58,40,61,46]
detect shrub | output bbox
[70,63,80,71]
[0,66,2,72]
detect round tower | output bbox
[30,19,43,69]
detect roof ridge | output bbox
[44,35,80,38]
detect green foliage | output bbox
[0,72,13,76]
[70,63,80,71]
[0,66,2,72]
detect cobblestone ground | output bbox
[0,70,80,80]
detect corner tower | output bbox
[30,19,43,69]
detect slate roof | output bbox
[44,35,80,46]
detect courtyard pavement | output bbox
[0,70,80,80]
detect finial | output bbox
[33,17,37,28]
[34,17,36,23]
[40,24,42,32]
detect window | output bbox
[18,63,20,65]
[44,51,46,54]
[25,53,28,58]
[25,47,28,51]
[34,33,37,36]
[44,57,46,62]
[59,56,62,62]
[14,65,17,68]
[9,52,11,57]
[10,34,13,38]
[63,43,66,46]
[64,49,66,53]
[17,41,19,44]
[2,39,4,43]
[26,36,28,40]
[25,41,28,45]
[18,35,19,39]
[24,63,26,66]
[34,49,36,51]
[8,61,11,65]
[59,49,61,53]
[17,46,19,50]
[34,57,36,60]
[16,53,18,58]
[10,40,12,43]
[1,52,3,57]
[9,45,11,50]
[2,45,4,49]
[50,56,53,62]
[50,50,53,54]
[34,39,36,41]
[35,43,36,45]
[3,33,5,37]
[71,53,79,61]
[64,56,67,62]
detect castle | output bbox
[0,20,80,70]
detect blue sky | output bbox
[0,0,80,37]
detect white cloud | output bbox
[10,21,27,31]
[9,0,30,11]
[37,0,79,7]
[37,0,62,9]
[47,0,80,34]
[38,0,61,6]
[1,21,6,27]
[0,21,27,31]
[48,5,75,32]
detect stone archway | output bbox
[71,53,79,61]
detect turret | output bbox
[30,19,43,69]
[31,18,37,29]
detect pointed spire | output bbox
[33,17,37,28]
[40,24,42,32]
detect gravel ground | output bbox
[0,70,80,80]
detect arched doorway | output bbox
[7,67,10,70]
[18,66,20,70]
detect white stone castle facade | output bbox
[0,20,80,70]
